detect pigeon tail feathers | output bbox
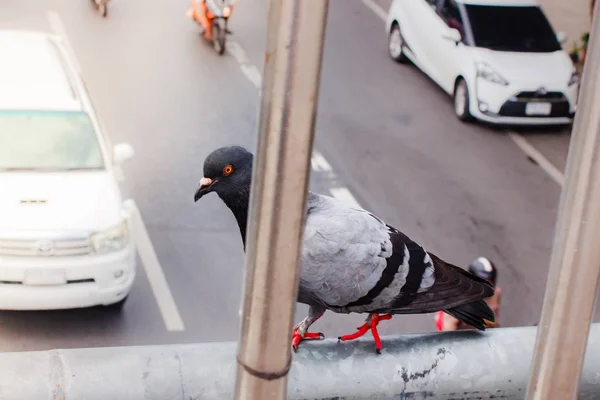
[445,299,495,330]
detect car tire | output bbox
[104,295,128,311]
[388,23,408,64]
[454,79,473,122]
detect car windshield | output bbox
[464,5,561,53]
[0,110,105,171]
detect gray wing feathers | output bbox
[300,193,399,307]
[297,192,489,317]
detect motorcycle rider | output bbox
[187,0,235,41]
[435,256,502,331]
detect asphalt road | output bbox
[0,0,596,353]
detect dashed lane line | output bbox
[330,187,363,208]
[125,200,186,332]
[508,133,565,186]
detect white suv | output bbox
[0,30,137,310]
[386,0,579,125]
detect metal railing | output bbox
[525,4,600,399]
[1,325,599,399]
[234,0,329,398]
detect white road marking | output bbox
[311,151,333,172]
[125,200,186,332]
[360,0,567,187]
[227,40,263,89]
[240,64,263,89]
[48,11,184,331]
[330,187,362,208]
[226,40,250,64]
[508,133,565,186]
[362,0,388,21]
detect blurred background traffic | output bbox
[0,0,598,353]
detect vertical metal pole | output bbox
[233,1,329,399]
[525,10,600,400]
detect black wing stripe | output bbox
[378,252,495,314]
[342,234,406,308]
[401,244,429,293]
[389,234,430,308]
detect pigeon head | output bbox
[194,146,254,202]
[194,146,254,245]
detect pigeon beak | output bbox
[194,177,216,202]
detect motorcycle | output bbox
[187,0,233,55]
[90,0,110,17]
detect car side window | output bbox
[437,0,465,40]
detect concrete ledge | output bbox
[2,324,600,399]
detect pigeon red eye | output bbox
[223,165,234,176]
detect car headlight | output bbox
[568,70,579,87]
[476,61,509,86]
[91,220,130,254]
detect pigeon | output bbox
[194,146,495,353]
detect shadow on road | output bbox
[0,306,127,352]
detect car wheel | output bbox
[388,23,408,63]
[454,79,473,122]
[104,295,128,311]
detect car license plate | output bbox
[526,102,552,116]
[24,269,66,286]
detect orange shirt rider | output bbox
[188,0,236,41]
[436,257,501,331]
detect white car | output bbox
[386,0,579,125]
[0,30,137,310]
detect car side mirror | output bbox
[443,28,461,45]
[113,143,135,165]
[557,32,567,45]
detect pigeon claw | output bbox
[291,328,324,352]
[338,324,370,341]
[338,313,392,354]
